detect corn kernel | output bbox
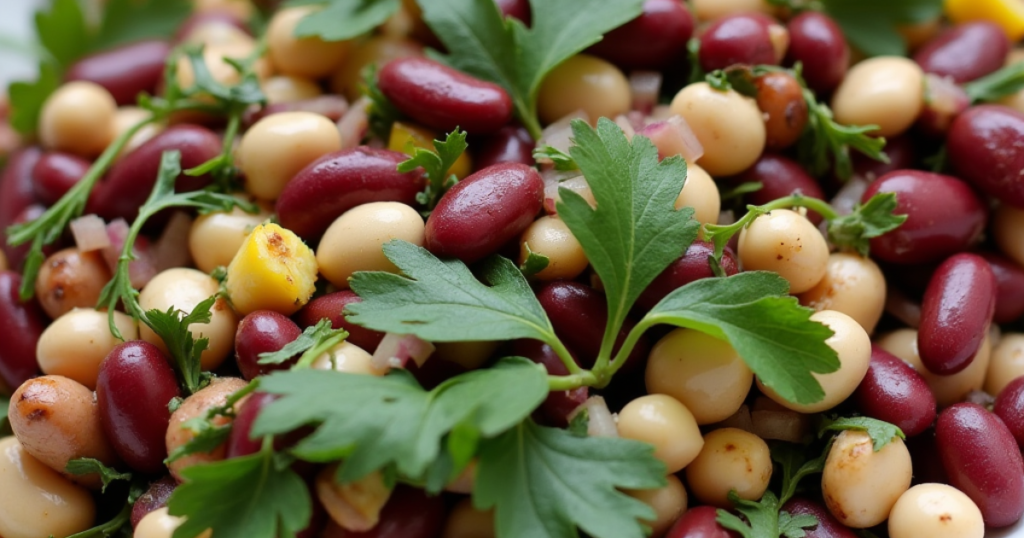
[225,223,318,316]
[945,0,1024,41]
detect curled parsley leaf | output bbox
[258,319,349,368]
[292,0,401,42]
[65,458,132,493]
[819,416,906,452]
[717,491,819,538]
[397,128,469,212]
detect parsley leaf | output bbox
[827,192,907,256]
[253,358,549,483]
[519,243,550,277]
[89,0,192,52]
[64,475,147,538]
[292,0,401,41]
[821,0,944,57]
[34,0,89,68]
[964,61,1024,104]
[65,458,132,493]
[557,118,699,377]
[146,297,217,394]
[168,442,311,538]
[771,442,829,506]
[362,64,404,140]
[717,491,818,538]
[166,381,258,464]
[533,145,579,171]
[397,128,469,212]
[7,60,60,136]
[258,318,349,367]
[819,416,906,452]
[474,419,665,538]
[420,0,644,138]
[641,272,839,406]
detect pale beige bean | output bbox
[822,430,912,528]
[798,253,887,334]
[133,507,212,538]
[0,249,7,271]
[985,333,1024,397]
[176,42,271,90]
[238,111,342,201]
[37,309,138,390]
[877,328,992,407]
[165,377,248,482]
[994,204,1024,267]
[616,394,704,473]
[39,81,116,158]
[831,56,924,137]
[113,106,163,160]
[669,82,766,176]
[626,475,687,538]
[312,342,385,375]
[888,483,984,538]
[738,209,830,295]
[686,428,772,507]
[442,498,495,538]
[316,202,425,288]
[330,36,424,100]
[675,163,721,228]
[538,54,631,125]
[518,216,589,281]
[262,75,322,104]
[188,203,271,274]
[690,0,774,21]
[267,7,352,78]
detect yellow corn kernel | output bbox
[226,223,318,316]
[388,121,473,179]
[945,0,1024,41]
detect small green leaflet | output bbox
[253,358,549,483]
[474,419,665,538]
[771,441,829,506]
[146,298,216,394]
[965,61,1024,104]
[7,61,60,136]
[34,0,89,68]
[65,458,132,493]
[397,128,469,211]
[88,0,192,52]
[557,118,699,370]
[820,416,906,452]
[519,243,550,277]
[348,241,558,344]
[258,319,349,367]
[178,46,266,108]
[828,192,907,256]
[420,0,643,138]
[717,491,818,538]
[533,145,579,171]
[166,381,258,463]
[292,0,401,41]
[64,476,148,538]
[643,272,838,406]
[168,443,311,538]
[362,64,404,140]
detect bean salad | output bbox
[1,0,1024,537]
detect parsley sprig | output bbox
[167,381,259,464]
[397,128,469,213]
[257,319,350,369]
[293,0,401,42]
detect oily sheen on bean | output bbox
[425,163,543,264]
[936,403,1024,527]
[0,271,45,390]
[852,346,936,438]
[699,14,777,72]
[912,22,1009,83]
[947,105,1024,208]
[636,240,738,311]
[65,40,171,105]
[785,12,849,92]
[378,57,513,134]
[235,310,304,380]
[588,0,694,70]
[862,170,987,264]
[473,125,535,170]
[917,253,996,375]
[31,151,89,206]
[276,147,424,240]
[982,253,1024,324]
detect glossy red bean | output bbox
[862,170,987,264]
[852,346,936,438]
[738,153,826,225]
[65,40,171,105]
[588,0,694,70]
[329,486,445,538]
[947,105,1024,208]
[536,281,650,374]
[226,392,277,459]
[699,14,776,72]
[994,377,1024,448]
[0,147,42,264]
[0,271,45,390]
[666,506,740,538]
[235,310,304,380]
[130,476,177,528]
[851,134,916,182]
[425,162,543,264]
[32,152,90,206]
[981,253,1024,324]
[89,125,222,223]
[5,204,54,271]
[378,57,513,134]
[473,125,535,169]
[495,0,530,23]
[905,429,949,486]
[637,240,739,311]
[510,339,588,426]
[913,22,1010,83]
[97,340,182,474]
[918,253,996,375]
[786,12,849,93]
[936,403,1024,527]
[276,147,424,240]
[294,291,385,352]
[781,498,857,538]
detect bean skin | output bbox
[738,153,825,225]
[65,40,171,105]
[785,12,849,92]
[425,163,543,264]
[936,403,1024,528]
[96,340,182,474]
[862,170,987,264]
[699,14,776,72]
[235,310,304,380]
[852,346,936,438]
[665,506,740,538]
[294,291,386,352]
[637,240,739,311]
[276,147,424,240]
[918,253,996,375]
[754,72,809,151]
[0,147,42,266]
[0,271,46,390]
[947,105,1024,208]
[781,498,858,538]
[994,376,1024,448]
[31,152,89,206]
[588,0,694,70]
[981,253,1024,324]
[473,125,536,169]
[130,476,177,528]
[913,22,1010,83]
[378,57,513,134]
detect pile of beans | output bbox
[1,0,1024,537]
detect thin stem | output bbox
[591,312,622,375]
[547,371,598,391]
[599,318,656,387]
[548,338,584,376]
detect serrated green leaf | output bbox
[828,192,907,256]
[643,272,839,406]
[821,0,944,57]
[397,128,468,210]
[820,416,905,451]
[965,61,1024,104]
[475,419,665,538]
[771,441,829,506]
[145,296,216,394]
[90,0,193,52]
[34,0,89,68]
[293,0,401,41]
[258,318,347,366]
[779,511,819,538]
[7,61,60,136]
[65,458,132,493]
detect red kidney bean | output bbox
[666,506,740,538]
[130,476,177,528]
[754,72,809,151]
[0,271,45,390]
[905,429,949,486]
[425,162,543,264]
[913,22,1010,83]
[936,403,1024,527]
[326,486,445,538]
[981,253,1024,324]
[699,14,776,72]
[947,105,1024,208]
[378,57,513,134]
[31,152,90,206]
[785,12,848,93]
[6,205,56,271]
[294,291,385,352]
[994,376,1024,448]
[918,253,996,375]
[588,0,694,70]
[97,340,182,474]
[781,498,857,538]
[174,10,250,43]
[226,392,277,459]
[235,310,304,380]
[496,0,530,23]
[862,170,987,264]
[65,40,171,105]
[89,125,222,223]
[510,339,588,427]
[915,74,971,138]
[0,147,42,264]
[737,153,825,225]
[637,240,739,311]
[243,95,350,128]
[853,346,936,438]
[536,281,650,374]
[276,147,424,240]
[473,125,535,170]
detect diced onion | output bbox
[370,333,436,372]
[337,97,371,150]
[154,211,193,271]
[885,288,921,329]
[830,176,870,217]
[537,110,590,156]
[70,214,110,253]
[630,71,663,115]
[637,115,704,163]
[102,219,158,289]
[569,396,619,438]
[543,172,595,215]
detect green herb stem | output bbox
[548,338,585,377]
[547,372,598,391]
[294,331,350,369]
